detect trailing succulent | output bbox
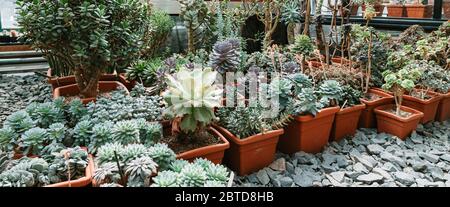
[209,38,241,74]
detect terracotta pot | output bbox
[436,91,450,122]
[359,89,394,128]
[47,69,119,91]
[403,90,443,124]
[386,5,406,17]
[118,73,137,91]
[45,154,94,187]
[53,81,130,104]
[331,57,352,65]
[0,44,32,52]
[330,104,366,142]
[374,105,424,140]
[176,127,230,164]
[331,4,359,16]
[444,2,450,19]
[214,125,284,176]
[278,106,340,154]
[405,4,433,18]
[362,4,385,17]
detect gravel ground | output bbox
[1,74,449,187]
[0,74,52,124]
[235,121,450,187]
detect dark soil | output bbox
[363,92,382,101]
[161,129,222,154]
[410,90,433,100]
[383,108,413,118]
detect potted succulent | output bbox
[275,74,342,154]
[161,67,230,164]
[404,0,433,18]
[17,0,151,102]
[386,0,406,17]
[362,0,386,17]
[214,105,285,176]
[374,68,424,139]
[402,61,447,123]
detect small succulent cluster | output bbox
[291,35,315,59]
[209,38,241,74]
[0,147,89,187]
[93,143,176,187]
[152,158,230,187]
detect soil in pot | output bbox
[386,5,406,17]
[403,90,442,124]
[47,69,119,91]
[436,91,450,122]
[278,106,340,154]
[53,81,129,104]
[330,104,366,142]
[161,123,230,164]
[359,89,394,128]
[405,4,433,18]
[374,104,424,140]
[214,125,284,176]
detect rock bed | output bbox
[235,121,450,187]
[0,74,52,124]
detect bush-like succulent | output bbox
[163,67,222,133]
[47,147,89,184]
[205,163,229,183]
[382,67,422,115]
[28,102,65,128]
[125,156,158,187]
[88,121,114,154]
[209,38,241,74]
[0,126,18,151]
[291,35,315,59]
[3,111,35,134]
[112,120,140,145]
[19,127,48,155]
[148,143,176,171]
[96,142,124,166]
[72,120,93,147]
[151,170,179,187]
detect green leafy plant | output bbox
[93,162,121,186]
[19,127,48,155]
[47,123,66,144]
[3,111,35,134]
[72,120,93,147]
[141,9,175,59]
[96,142,124,166]
[121,144,150,163]
[178,163,207,187]
[0,127,18,151]
[281,1,301,44]
[169,159,189,173]
[293,88,322,116]
[135,120,163,146]
[0,157,49,187]
[151,170,178,187]
[414,61,450,96]
[112,120,140,145]
[317,80,343,107]
[26,102,65,128]
[67,99,88,126]
[88,121,114,154]
[291,35,315,60]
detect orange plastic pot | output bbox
[403,90,442,124]
[359,89,394,128]
[214,125,284,176]
[374,105,424,140]
[278,106,340,154]
[176,127,230,164]
[386,5,406,17]
[436,91,450,122]
[45,154,94,187]
[118,73,137,91]
[53,81,130,104]
[405,5,433,18]
[330,104,366,142]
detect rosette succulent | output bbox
[209,38,241,74]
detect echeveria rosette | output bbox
[162,67,223,133]
[209,38,241,74]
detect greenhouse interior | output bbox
[0,0,449,190]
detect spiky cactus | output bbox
[209,38,241,74]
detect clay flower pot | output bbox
[386,5,406,17]
[53,81,130,104]
[403,90,443,124]
[45,154,94,187]
[47,69,119,91]
[405,4,433,18]
[374,105,424,140]
[359,89,394,128]
[278,106,340,154]
[118,73,137,91]
[176,127,230,164]
[330,104,366,142]
[436,91,450,122]
[214,125,284,176]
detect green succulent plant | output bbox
[47,147,89,184]
[96,142,124,166]
[169,159,189,173]
[67,99,88,125]
[281,1,301,25]
[121,144,150,163]
[112,120,140,145]
[28,102,65,128]
[3,111,35,134]
[47,123,66,144]
[178,163,207,187]
[317,80,343,107]
[72,120,93,147]
[162,67,222,133]
[0,157,49,187]
[291,35,315,59]
[125,156,158,187]
[88,121,114,154]
[151,170,179,187]
[39,142,65,162]
[19,127,48,155]
[134,119,162,146]
[148,143,176,171]
[0,126,18,151]
[293,88,322,116]
[93,162,122,186]
[205,164,229,183]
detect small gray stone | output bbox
[382,162,399,172]
[322,179,332,186]
[346,171,363,179]
[294,152,316,164]
[265,168,280,180]
[294,173,313,187]
[394,172,416,186]
[416,178,438,187]
[446,181,450,187]
[381,152,406,168]
[428,167,446,181]
[410,131,423,144]
[286,162,295,174]
[256,169,270,185]
[411,159,427,172]
[372,167,393,180]
[440,154,450,162]
[279,176,294,187]
[269,158,286,171]
[372,133,389,144]
[329,171,346,183]
[367,144,384,155]
[356,173,384,183]
[353,162,369,173]
[325,175,347,187]
[418,152,440,163]
[336,155,349,168]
